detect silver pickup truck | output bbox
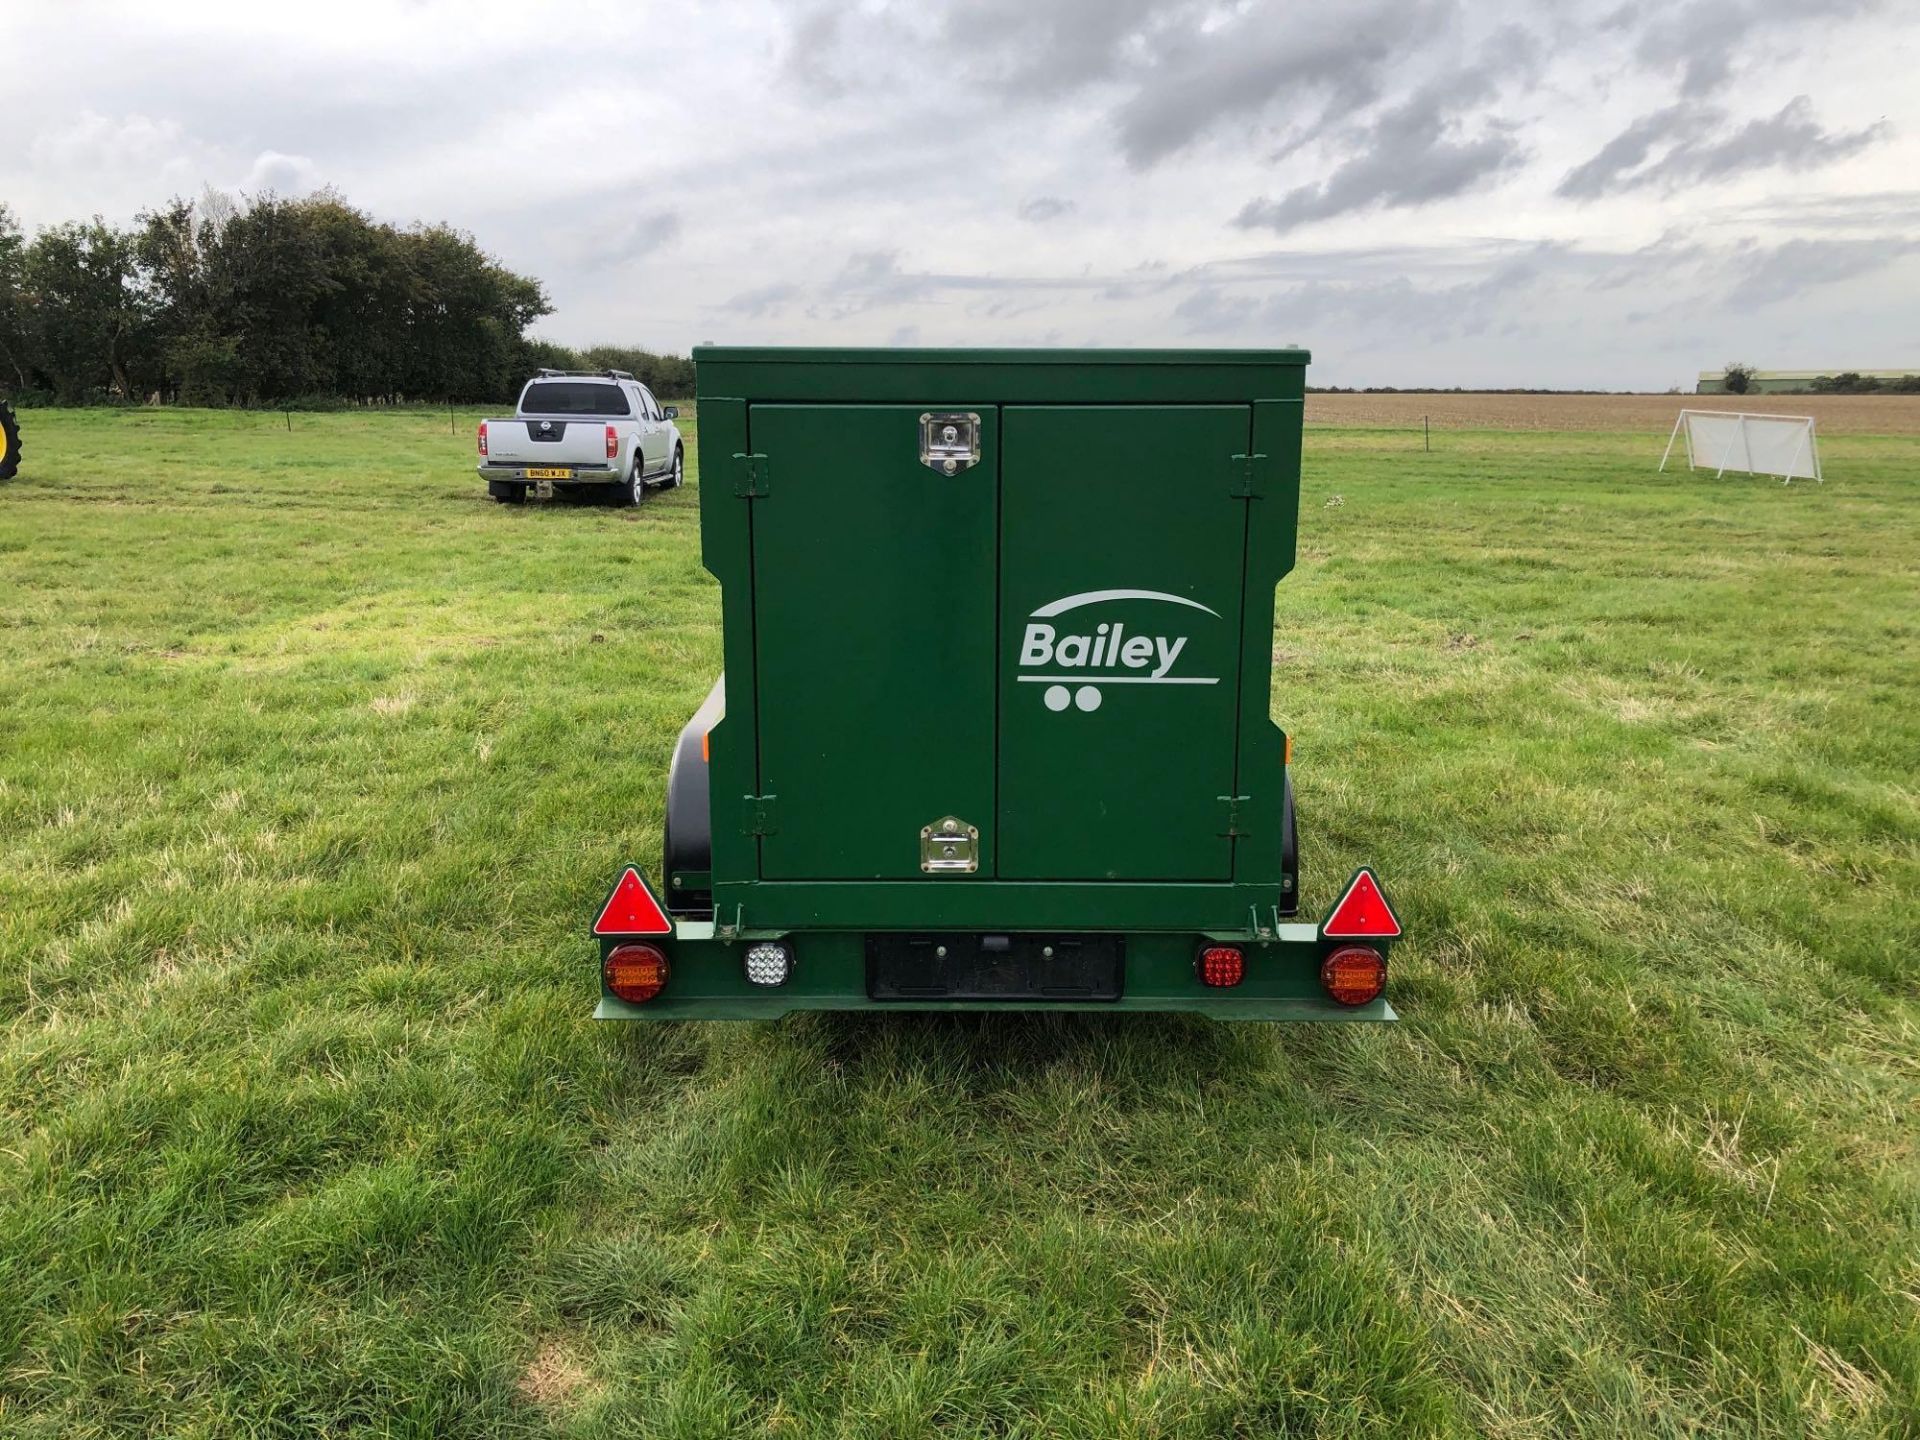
[478,369,683,504]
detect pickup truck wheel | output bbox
[669,447,684,489]
[628,460,649,506]
[492,483,526,505]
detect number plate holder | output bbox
[867,933,1124,1001]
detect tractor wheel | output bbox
[0,401,19,482]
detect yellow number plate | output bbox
[525,467,572,480]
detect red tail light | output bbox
[477,420,488,456]
[605,423,618,460]
[1321,945,1386,1006]
[1196,944,1244,987]
[604,943,668,1003]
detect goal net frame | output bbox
[1659,409,1822,483]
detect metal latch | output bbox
[920,816,979,873]
[919,412,980,475]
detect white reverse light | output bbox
[744,942,792,987]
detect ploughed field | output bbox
[1308,389,1920,434]
[1,404,1915,1438]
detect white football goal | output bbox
[1660,410,1822,483]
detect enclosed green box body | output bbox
[596,348,1398,1020]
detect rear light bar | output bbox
[1321,945,1386,1006]
[477,420,488,456]
[605,423,618,460]
[604,943,668,1003]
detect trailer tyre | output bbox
[0,401,20,482]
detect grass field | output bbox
[1,403,1916,1438]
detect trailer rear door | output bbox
[996,405,1251,881]
[749,404,1000,880]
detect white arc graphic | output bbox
[1028,589,1219,619]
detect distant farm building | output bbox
[1697,367,1920,394]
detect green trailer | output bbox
[594,347,1400,1020]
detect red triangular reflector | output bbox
[592,866,672,937]
[1321,868,1401,939]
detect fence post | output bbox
[1424,415,1430,452]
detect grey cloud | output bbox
[811,251,936,318]
[1714,190,1920,232]
[939,0,1183,93]
[783,0,1473,171]
[1235,80,1525,233]
[1175,244,1560,344]
[725,281,803,318]
[838,250,908,289]
[1674,97,1886,181]
[1168,231,1917,370]
[1018,196,1076,222]
[1587,229,1712,290]
[1735,236,1917,305]
[568,210,681,270]
[1560,96,1888,198]
[784,5,853,97]
[1167,245,1559,341]
[1558,103,1699,199]
[1622,0,1888,96]
[1112,4,1451,169]
[626,212,683,255]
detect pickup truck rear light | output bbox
[605,423,618,460]
[604,943,668,1003]
[1196,944,1244,987]
[1320,945,1385,1006]
[477,420,488,457]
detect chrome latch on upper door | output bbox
[919,412,980,475]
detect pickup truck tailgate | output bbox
[485,419,608,467]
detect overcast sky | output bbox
[6,0,1916,388]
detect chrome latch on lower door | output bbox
[919,412,980,475]
[920,816,979,873]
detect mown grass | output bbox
[0,405,1915,1438]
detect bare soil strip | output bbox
[1306,391,1920,435]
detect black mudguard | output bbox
[1280,769,1299,917]
[663,677,723,917]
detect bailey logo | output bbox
[1017,588,1220,713]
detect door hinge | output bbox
[1219,794,1252,837]
[1230,452,1267,499]
[744,794,778,836]
[733,451,769,498]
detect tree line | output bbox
[0,191,692,406]
[1721,362,1919,395]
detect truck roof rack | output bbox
[535,368,638,381]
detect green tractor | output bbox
[0,400,19,482]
